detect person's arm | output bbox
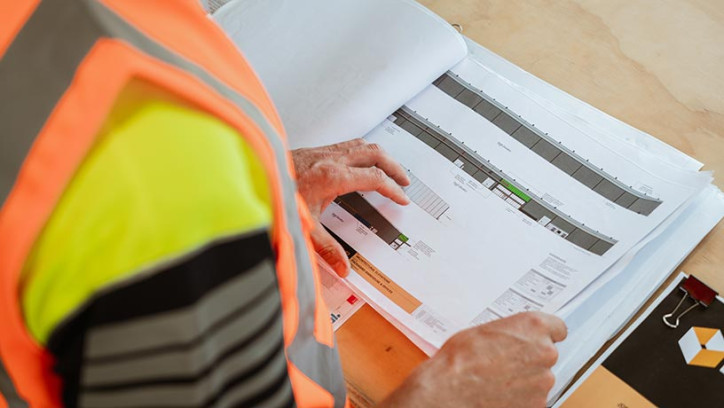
[292,138,411,276]
[380,312,566,408]
[294,142,567,407]
[22,91,295,407]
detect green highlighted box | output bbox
[501,179,531,202]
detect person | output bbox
[0,1,566,407]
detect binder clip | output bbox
[663,275,718,329]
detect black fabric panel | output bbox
[50,305,88,408]
[46,232,280,407]
[69,232,273,329]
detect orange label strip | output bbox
[350,254,421,314]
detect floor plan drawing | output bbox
[335,193,411,251]
[391,107,617,256]
[403,172,451,220]
[433,73,663,216]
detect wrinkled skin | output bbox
[292,138,410,276]
[292,141,566,407]
[380,312,567,408]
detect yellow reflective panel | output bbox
[22,83,272,344]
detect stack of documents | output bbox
[214,0,724,403]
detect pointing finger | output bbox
[321,138,366,153]
[529,312,568,343]
[310,222,350,277]
[343,143,411,187]
[336,167,410,206]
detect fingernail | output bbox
[334,260,350,278]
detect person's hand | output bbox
[292,138,410,277]
[379,312,567,408]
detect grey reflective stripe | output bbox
[0,0,99,206]
[216,373,293,408]
[3,0,345,404]
[0,358,28,408]
[83,2,347,404]
[80,326,287,408]
[203,0,233,14]
[82,280,280,386]
[85,259,276,360]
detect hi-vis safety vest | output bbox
[0,1,347,407]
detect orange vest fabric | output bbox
[0,1,346,407]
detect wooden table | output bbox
[336,1,724,406]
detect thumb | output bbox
[310,222,350,278]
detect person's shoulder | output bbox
[21,88,274,345]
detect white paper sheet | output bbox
[444,49,723,403]
[213,3,724,395]
[214,0,467,149]
[430,56,714,298]
[321,66,711,348]
[316,255,366,331]
[463,39,703,172]
[549,185,724,404]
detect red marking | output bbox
[682,276,718,307]
[347,295,358,305]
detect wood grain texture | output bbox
[337,1,724,405]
